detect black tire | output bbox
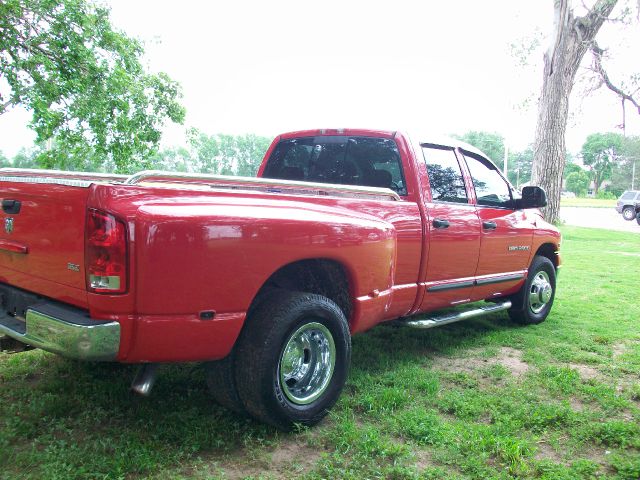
[204,290,276,415]
[508,255,556,325]
[234,290,351,430]
[622,206,635,221]
[636,212,640,225]
[205,351,246,415]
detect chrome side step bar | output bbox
[402,300,512,329]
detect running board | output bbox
[402,300,512,329]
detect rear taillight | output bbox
[85,209,128,294]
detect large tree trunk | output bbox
[531,0,617,223]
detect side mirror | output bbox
[517,186,547,209]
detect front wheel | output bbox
[509,255,556,325]
[234,291,351,430]
[622,206,635,221]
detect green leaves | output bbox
[580,132,626,194]
[565,170,591,196]
[186,128,272,176]
[0,0,185,172]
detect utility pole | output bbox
[503,143,508,178]
[633,160,636,190]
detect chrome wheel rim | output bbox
[279,321,336,405]
[623,208,634,220]
[529,271,553,314]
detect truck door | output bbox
[459,150,534,301]
[419,145,481,311]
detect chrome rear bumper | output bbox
[0,293,120,361]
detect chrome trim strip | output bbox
[426,280,474,292]
[0,168,127,182]
[125,170,401,201]
[426,271,526,292]
[0,176,94,188]
[475,273,525,286]
[0,309,120,361]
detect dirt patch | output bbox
[270,440,322,471]
[569,363,601,380]
[430,348,483,372]
[534,441,564,464]
[430,347,529,379]
[612,343,627,358]
[412,448,435,470]
[569,396,588,412]
[214,437,324,480]
[496,347,530,377]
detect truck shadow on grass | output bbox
[0,313,524,478]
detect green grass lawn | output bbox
[1,226,639,479]
[560,197,617,208]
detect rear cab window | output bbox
[262,136,407,195]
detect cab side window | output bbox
[422,146,468,203]
[462,150,513,208]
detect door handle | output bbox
[432,218,450,229]
[482,221,497,230]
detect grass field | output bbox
[560,198,618,208]
[1,226,639,480]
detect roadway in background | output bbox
[560,207,640,234]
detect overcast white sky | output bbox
[0,0,638,158]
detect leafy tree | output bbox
[454,131,505,169]
[564,159,583,178]
[0,0,185,173]
[507,147,533,187]
[0,151,9,168]
[580,132,623,193]
[148,146,193,173]
[609,135,640,195]
[530,0,639,223]
[565,170,590,196]
[187,129,271,176]
[11,147,39,168]
[235,134,273,176]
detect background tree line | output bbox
[0,129,273,177]
[2,128,637,198]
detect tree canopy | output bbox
[0,0,185,172]
[580,132,623,193]
[565,170,591,196]
[187,129,272,176]
[454,131,505,169]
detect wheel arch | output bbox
[248,258,354,326]
[533,242,559,270]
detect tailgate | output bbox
[0,181,89,294]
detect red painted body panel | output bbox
[0,129,561,363]
[420,202,481,310]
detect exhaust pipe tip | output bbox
[131,363,159,396]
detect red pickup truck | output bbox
[0,128,560,429]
